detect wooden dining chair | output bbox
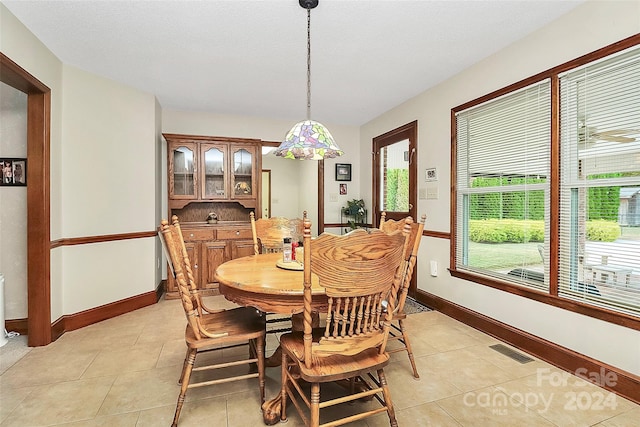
[250,211,305,335]
[279,219,409,427]
[379,212,427,379]
[250,211,304,256]
[159,216,266,427]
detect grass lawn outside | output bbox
[468,228,639,272]
[468,241,542,270]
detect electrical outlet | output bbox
[430,260,438,277]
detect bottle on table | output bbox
[283,237,293,263]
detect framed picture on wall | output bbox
[339,183,347,195]
[425,167,438,182]
[335,163,351,181]
[1,158,27,186]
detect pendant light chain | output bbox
[306,7,312,120]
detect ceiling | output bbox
[2,0,585,126]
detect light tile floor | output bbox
[1,296,638,426]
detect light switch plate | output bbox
[329,193,338,202]
[426,185,438,200]
[419,188,427,200]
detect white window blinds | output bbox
[559,46,640,316]
[456,80,551,291]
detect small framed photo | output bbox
[339,183,347,195]
[335,163,351,181]
[1,158,27,186]
[425,167,438,182]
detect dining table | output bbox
[214,252,327,316]
[214,252,327,425]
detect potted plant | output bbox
[342,199,366,231]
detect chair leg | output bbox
[177,347,190,385]
[280,349,288,422]
[310,382,320,427]
[172,347,196,427]
[378,369,398,427]
[398,319,420,379]
[257,335,266,404]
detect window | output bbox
[559,46,640,316]
[452,37,640,327]
[455,80,551,292]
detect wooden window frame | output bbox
[450,34,640,331]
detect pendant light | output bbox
[274,0,343,160]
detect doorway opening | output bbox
[1,53,52,346]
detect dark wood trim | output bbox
[27,90,51,347]
[51,230,157,248]
[4,318,28,336]
[1,52,52,347]
[9,284,166,340]
[423,230,450,239]
[324,222,374,230]
[549,74,560,296]
[162,133,261,144]
[51,317,65,342]
[416,290,640,405]
[449,269,640,331]
[61,290,160,332]
[450,109,458,272]
[0,53,49,93]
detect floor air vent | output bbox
[489,344,534,364]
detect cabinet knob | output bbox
[189,233,194,238]
[236,230,240,235]
[194,264,198,269]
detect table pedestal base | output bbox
[262,397,283,426]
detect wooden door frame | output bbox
[1,53,52,346]
[372,121,418,225]
[261,169,271,218]
[372,121,418,296]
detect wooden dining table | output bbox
[214,252,328,315]
[215,252,327,425]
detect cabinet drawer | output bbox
[217,227,252,240]
[182,228,216,241]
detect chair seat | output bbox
[185,306,265,349]
[280,330,390,383]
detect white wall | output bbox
[59,64,159,314]
[361,0,640,376]
[262,153,303,219]
[0,82,28,319]
[1,3,160,320]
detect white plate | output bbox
[276,259,304,271]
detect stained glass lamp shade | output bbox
[274,119,343,160]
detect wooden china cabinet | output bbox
[164,133,261,298]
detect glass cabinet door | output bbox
[202,145,226,199]
[232,147,254,197]
[171,144,196,198]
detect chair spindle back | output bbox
[301,219,410,368]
